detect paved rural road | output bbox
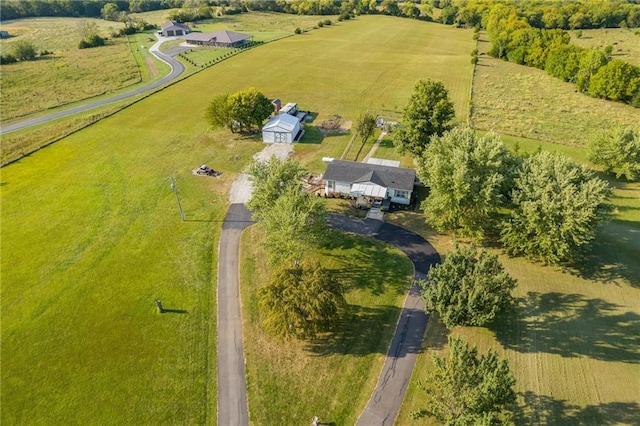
[327,214,441,426]
[217,203,255,426]
[0,35,185,135]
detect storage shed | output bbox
[262,114,302,143]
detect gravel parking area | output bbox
[228,143,294,204]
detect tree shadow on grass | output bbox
[492,292,640,363]
[516,391,640,425]
[565,221,640,288]
[322,236,412,296]
[306,304,403,357]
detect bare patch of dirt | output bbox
[145,56,158,78]
[319,115,351,136]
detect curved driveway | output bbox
[327,214,441,426]
[0,36,185,135]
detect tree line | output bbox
[0,0,185,21]
[4,0,640,29]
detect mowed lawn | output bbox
[1,15,474,424]
[240,226,413,425]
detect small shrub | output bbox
[324,19,332,25]
[473,32,479,40]
[471,55,478,64]
[575,29,583,38]
[318,21,324,27]
[0,54,17,64]
[294,27,302,34]
[39,49,53,56]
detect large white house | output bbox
[261,114,302,143]
[323,159,416,205]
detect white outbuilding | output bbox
[261,114,302,143]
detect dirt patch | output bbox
[319,115,352,136]
[145,56,158,78]
[228,143,294,204]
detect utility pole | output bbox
[169,176,185,222]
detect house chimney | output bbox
[272,98,281,114]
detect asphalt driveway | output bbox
[327,214,441,425]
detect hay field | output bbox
[471,34,639,146]
[570,28,640,67]
[1,15,474,424]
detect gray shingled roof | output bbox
[161,20,191,31]
[324,160,415,191]
[183,30,250,44]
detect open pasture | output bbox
[471,35,640,146]
[0,17,146,121]
[1,15,474,424]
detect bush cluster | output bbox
[78,34,105,49]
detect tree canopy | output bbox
[257,186,327,266]
[356,112,377,145]
[205,88,273,134]
[500,151,612,264]
[394,79,455,158]
[419,244,516,328]
[588,127,640,181]
[416,127,517,239]
[245,156,308,220]
[412,336,517,425]
[259,262,346,339]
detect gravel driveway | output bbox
[228,143,294,204]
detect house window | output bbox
[327,181,336,192]
[395,190,409,199]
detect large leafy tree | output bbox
[228,87,273,133]
[588,127,640,181]
[205,93,232,130]
[394,79,455,158]
[259,262,346,339]
[501,151,612,264]
[416,127,517,239]
[356,112,377,144]
[588,59,640,103]
[412,336,517,425]
[205,88,273,133]
[258,187,327,266]
[419,245,516,328]
[245,156,308,219]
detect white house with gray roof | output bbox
[323,160,415,205]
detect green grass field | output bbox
[1,15,475,424]
[240,226,413,425]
